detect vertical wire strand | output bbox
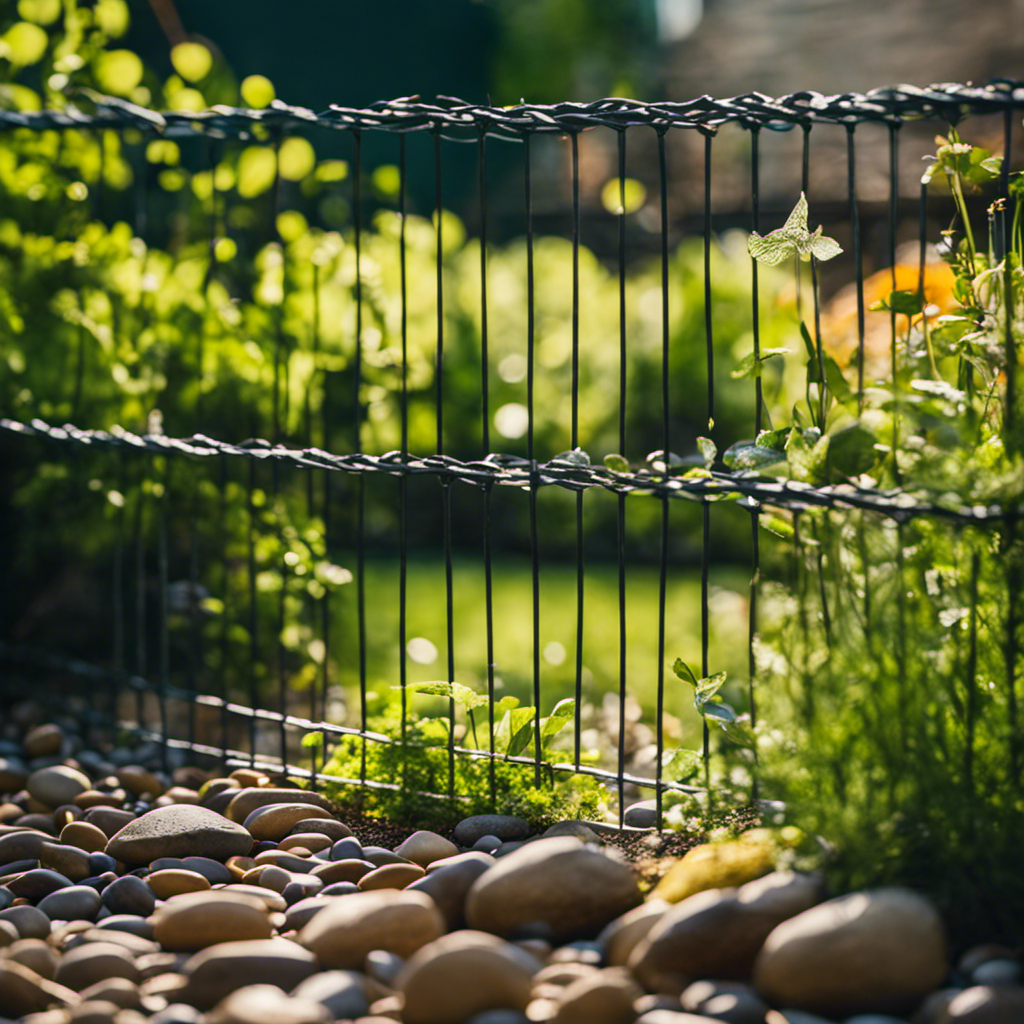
[965,547,981,794]
[246,458,259,764]
[571,131,585,769]
[157,459,170,771]
[655,128,670,825]
[479,129,497,807]
[353,131,368,784]
[704,132,714,428]
[398,136,410,758]
[433,129,457,801]
[525,134,542,786]
[1001,108,1020,787]
[218,456,230,760]
[133,461,147,732]
[616,129,628,825]
[307,260,322,789]
[846,125,866,411]
[395,140,407,757]
[747,124,763,802]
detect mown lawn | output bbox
[330,555,752,747]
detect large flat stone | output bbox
[106,806,253,865]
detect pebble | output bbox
[407,852,494,931]
[23,725,65,759]
[101,876,156,918]
[753,888,948,1017]
[598,899,668,967]
[395,830,460,866]
[242,804,334,843]
[357,862,426,890]
[8,868,75,900]
[26,767,92,809]
[285,819,352,842]
[398,930,540,1024]
[40,842,93,881]
[180,938,318,1009]
[223,789,333,824]
[679,979,770,1024]
[204,984,330,1024]
[936,985,1024,1021]
[298,889,446,968]
[105,806,253,865]
[37,885,103,922]
[54,942,140,990]
[290,971,370,1019]
[6,938,59,979]
[151,892,273,951]
[0,959,78,1016]
[145,869,211,899]
[465,838,641,940]
[454,816,532,847]
[551,966,642,1024]
[622,800,659,829]
[631,871,822,993]
[0,905,52,940]
[970,958,1020,985]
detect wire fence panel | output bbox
[1,80,1022,827]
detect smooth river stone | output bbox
[357,862,426,891]
[153,891,273,951]
[37,884,103,922]
[26,766,91,809]
[0,829,48,863]
[205,983,331,1024]
[298,889,445,968]
[102,875,156,917]
[59,821,109,854]
[753,887,948,1017]
[453,816,532,847]
[243,804,334,843]
[398,930,540,1024]
[181,938,318,1009]
[0,958,79,1016]
[394,831,459,867]
[224,788,334,824]
[54,941,140,990]
[146,869,211,899]
[465,838,641,941]
[105,806,253,865]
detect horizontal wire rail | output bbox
[2,79,1024,141]
[1,416,1015,524]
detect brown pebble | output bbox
[82,809,134,840]
[228,769,269,787]
[160,787,201,805]
[40,841,92,882]
[54,942,140,991]
[6,938,60,980]
[310,859,375,885]
[252,850,316,872]
[73,792,124,811]
[59,822,109,854]
[358,863,426,891]
[285,819,353,842]
[67,999,122,1024]
[23,725,64,759]
[145,869,211,899]
[77,978,140,1009]
[115,767,164,799]
[226,856,257,879]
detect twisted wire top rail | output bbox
[1,417,1014,525]
[3,80,1024,142]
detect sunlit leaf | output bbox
[237,147,277,198]
[279,137,315,181]
[170,42,212,83]
[4,22,48,66]
[241,74,275,108]
[600,177,646,215]
[17,0,61,26]
[604,453,630,473]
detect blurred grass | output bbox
[330,555,751,748]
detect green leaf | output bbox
[731,347,790,379]
[695,670,727,706]
[826,423,877,479]
[824,355,851,403]
[603,453,630,473]
[407,681,489,713]
[800,321,817,362]
[755,427,792,452]
[697,436,717,467]
[672,658,698,686]
[494,695,520,714]
[720,718,757,749]
[722,442,786,471]
[760,514,794,539]
[540,698,576,747]
[699,699,737,724]
[747,193,842,265]
[663,747,701,782]
[505,706,539,757]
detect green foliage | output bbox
[317,702,605,827]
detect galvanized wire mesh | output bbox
[1,79,1022,826]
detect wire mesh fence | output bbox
[1,80,1022,828]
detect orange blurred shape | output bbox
[822,261,957,373]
